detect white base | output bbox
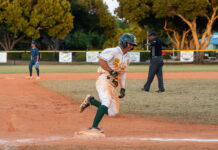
[74,130,105,138]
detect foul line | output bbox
[110,137,218,142]
[1,136,218,146]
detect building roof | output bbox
[200,32,218,45]
[210,32,218,45]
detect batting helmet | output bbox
[31,40,36,44]
[119,33,137,48]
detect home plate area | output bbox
[74,130,106,138]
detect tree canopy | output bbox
[153,0,218,63]
[116,0,151,23]
[116,0,218,63]
[0,0,74,50]
[103,22,147,49]
[64,0,117,50]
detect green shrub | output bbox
[7,53,22,60]
[209,51,216,57]
[21,53,30,60]
[75,52,86,62]
[163,54,171,59]
[140,52,150,62]
[40,53,52,61]
[40,53,58,61]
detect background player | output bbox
[79,33,137,133]
[27,40,40,80]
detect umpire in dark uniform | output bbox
[142,32,167,93]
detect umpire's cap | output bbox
[149,32,158,37]
[31,40,36,44]
[119,33,137,48]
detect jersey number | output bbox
[113,58,120,67]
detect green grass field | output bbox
[39,78,218,125]
[0,64,218,73]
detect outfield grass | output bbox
[39,79,218,125]
[0,64,218,73]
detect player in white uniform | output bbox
[80,33,137,133]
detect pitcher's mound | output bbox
[74,130,106,138]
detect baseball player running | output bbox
[80,33,137,133]
[27,40,40,80]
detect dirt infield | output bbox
[0,72,218,148]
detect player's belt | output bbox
[152,56,162,58]
[151,56,162,59]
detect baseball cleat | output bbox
[26,76,33,79]
[156,90,165,93]
[36,77,40,80]
[80,95,93,113]
[88,127,104,133]
[141,88,149,92]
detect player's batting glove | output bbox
[109,69,119,78]
[119,88,125,99]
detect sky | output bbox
[103,0,119,16]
